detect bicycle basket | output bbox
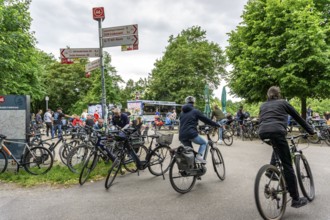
[156,133,174,145]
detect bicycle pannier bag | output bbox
[175,146,195,170]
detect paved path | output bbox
[1,135,330,220]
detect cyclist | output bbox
[258,86,315,208]
[179,96,220,164]
[211,105,226,144]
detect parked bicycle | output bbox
[254,133,315,220]
[105,128,173,189]
[168,126,225,194]
[307,122,330,146]
[0,134,53,175]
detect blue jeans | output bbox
[191,135,207,157]
[52,124,62,138]
[218,119,228,141]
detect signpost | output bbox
[85,58,101,72]
[102,24,138,38]
[60,48,100,59]
[103,35,138,48]
[60,7,140,130]
[121,44,139,51]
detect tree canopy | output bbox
[226,0,330,117]
[147,26,227,109]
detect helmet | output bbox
[185,96,196,104]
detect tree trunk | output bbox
[301,97,307,120]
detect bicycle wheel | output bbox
[59,139,80,165]
[123,144,148,173]
[169,158,196,194]
[211,147,225,180]
[307,133,320,144]
[0,150,8,173]
[23,146,53,175]
[105,158,121,189]
[67,143,90,173]
[254,164,287,220]
[295,154,315,201]
[79,151,99,185]
[148,145,172,176]
[209,127,219,142]
[223,130,233,146]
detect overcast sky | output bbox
[29,0,248,100]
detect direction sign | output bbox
[93,7,105,21]
[60,48,100,59]
[102,24,138,38]
[121,44,139,51]
[103,35,138,48]
[85,58,101,72]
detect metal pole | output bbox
[98,19,106,126]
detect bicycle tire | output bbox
[23,146,53,175]
[209,127,219,142]
[66,143,90,173]
[295,154,315,201]
[59,140,80,165]
[148,145,172,176]
[307,133,320,144]
[0,150,8,173]
[105,158,121,189]
[223,131,233,146]
[254,164,287,220]
[169,158,196,194]
[211,147,225,180]
[79,151,99,185]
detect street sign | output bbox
[121,44,139,51]
[103,35,138,48]
[85,58,101,72]
[93,7,105,21]
[60,48,100,59]
[61,57,74,64]
[102,24,138,38]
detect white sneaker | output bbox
[217,140,223,145]
[195,154,207,164]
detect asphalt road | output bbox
[1,134,330,220]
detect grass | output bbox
[0,161,113,187]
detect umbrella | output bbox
[221,86,227,114]
[204,84,211,118]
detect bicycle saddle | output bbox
[0,134,7,139]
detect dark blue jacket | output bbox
[112,113,130,128]
[179,104,219,141]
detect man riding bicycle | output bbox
[258,86,315,208]
[179,96,220,164]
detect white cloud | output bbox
[29,0,247,101]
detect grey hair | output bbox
[267,86,281,100]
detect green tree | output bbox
[0,0,44,100]
[226,0,330,118]
[147,26,227,109]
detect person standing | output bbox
[52,107,70,138]
[211,105,226,144]
[93,109,100,123]
[258,86,315,208]
[43,109,53,137]
[112,108,130,129]
[81,109,88,122]
[35,109,43,125]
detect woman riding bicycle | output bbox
[179,96,220,164]
[258,86,315,208]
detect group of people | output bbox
[32,107,141,138]
[179,86,315,209]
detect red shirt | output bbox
[72,118,83,126]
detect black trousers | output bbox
[259,132,299,200]
[45,122,53,137]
